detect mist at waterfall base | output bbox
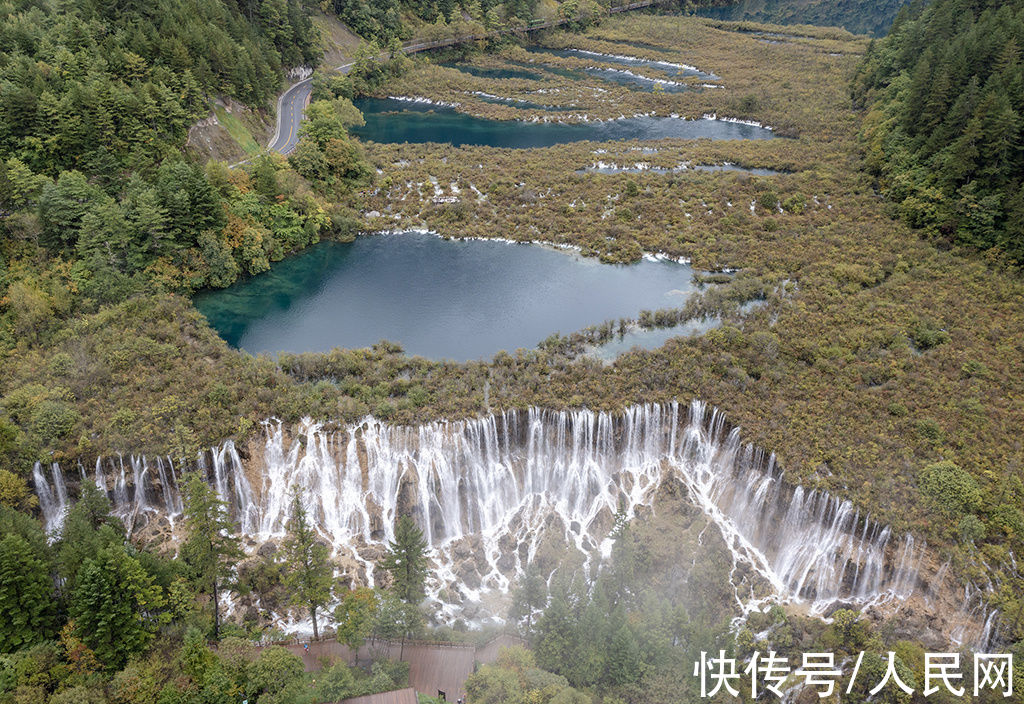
[32,400,998,647]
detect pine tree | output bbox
[0,533,55,652]
[181,470,242,640]
[70,546,167,669]
[381,514,428,604]
[509,561,547,634]
[533,578,578,680]
[283,488,333,639]
[55,482,125,590]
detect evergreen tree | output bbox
[509,561,547,634]
[533,577,579,680]
[282,488,333,639]
[381,514,428,604]
[855,0,1024,260]
[373,588,424,656]
[70,546,168,669]
[0,532,56,652]
[180,470,242,640]
[55,482,125,590]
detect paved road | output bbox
[265,1,656,156]
[268,62,354,155]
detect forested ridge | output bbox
[331,0,623,43]
[0,0,385,325]
[854,0,1024,262]
[0,0,319,176]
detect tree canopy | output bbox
[854,0,1024,262]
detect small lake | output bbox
[195,232,697,361]
[350,98,775,146]
[696,0,909,37]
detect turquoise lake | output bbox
[195,232,697,361]
[349,98,774,146]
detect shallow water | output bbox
[195,231,698,361]
[526,47,718,81]
[587,318,722,361]
[349,98,775,147]
[440,63,544,80]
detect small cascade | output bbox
[155,457,183,526]
[32,462,69,535]
[30,400,963,635]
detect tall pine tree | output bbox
[282,488,333,639]
[381,515,428,605]
[181,470,242,640]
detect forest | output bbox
[2,0,1024,702]
[854,0,1024,262]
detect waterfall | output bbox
[32,462,68,535]
[32,400,938,623]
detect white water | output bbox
[33,400,940,626]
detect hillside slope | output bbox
[854,0,1024,262]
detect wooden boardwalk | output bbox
[273,633,527,701]
[339,687,418,704]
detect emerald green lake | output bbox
[349,98,774,146]
[194,232,697,361]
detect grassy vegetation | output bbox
[2,11,1024,642]
[212,106,264,158]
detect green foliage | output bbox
[0,533,55,652]
[957,513,987,543]
[919,460,982,518]
[465,646,592,704]
[282,488,334,638]
[854,0,1024,262]
[334,586,380,650]
[70,546,168,669]
[0,0,318,179]
[315,661,358,701]
[373,588,425,640]
[247,645,306,704]
[56,483,126,588]
[509,562,548,634]
[180,471,242,640]
[382,515,429,604]
[0,469,36,511]
[908,318,950,350]
[823,609,871,653]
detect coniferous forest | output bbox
[2,0,1024,702]
[855,0,1024,261]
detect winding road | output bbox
[267,62,354,154]
[264,1,657,156]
